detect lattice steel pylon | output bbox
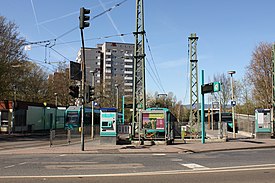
[272,43,275,137]
[189,33,200,127]
[132,0,146,137]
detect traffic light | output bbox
[69,85,79,98]
[88,85,95,101]
[79,7,90,29]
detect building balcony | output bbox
[124,82,133,86]
[124,77,133,80]
[124,53,133,57]
[124,65,133,68]
[125,89,133,92]
[124,71,133,74]
[124,59,133,62]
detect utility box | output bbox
[255,109,271,139]
[100,108,117,145]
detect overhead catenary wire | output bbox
[144,34,166,94]
[53,0,129,41]
[145,58,165,93]
[22,0,130,67]
[54,33,132,46]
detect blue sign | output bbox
[231,100,236,107]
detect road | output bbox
[0,148,275,182]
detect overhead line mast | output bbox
[132,0,146,138]
[189,33,200,128]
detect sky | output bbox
[0,0,274,104]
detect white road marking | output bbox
[18,162,27,165]
[0,163,275,178]
[170,158,183,162]
[4,165,15,169]
[181,163,210,170]
[152,153,166,156]
[59,154,66,157]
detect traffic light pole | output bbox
[79,7,90,151]
[80,29,85,151]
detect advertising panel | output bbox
[142,112,165,130]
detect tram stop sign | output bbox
[202,82,221,94]
[213,82,221,92]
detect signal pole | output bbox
[79,7,90,151]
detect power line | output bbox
[144,34,166,93]
[49,47,71,62]
[145,58,165,93]
[54,33,132,46]
[91,0,128,21]
[24,0,129,47]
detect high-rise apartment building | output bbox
[76,42,134,102]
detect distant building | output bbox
[76,42,134,99]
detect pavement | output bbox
[0,130,274,155]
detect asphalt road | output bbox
[0,148,275,182]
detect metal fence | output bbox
[235,114,255,136]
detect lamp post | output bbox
[90,70,95,139]
[228,70,236,138]
[115,84,119,110]
[54,93,58,130]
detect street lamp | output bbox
[90,70,95,139]
[228,70,236,138]
[54,93,58,130]
[115,84,119,110]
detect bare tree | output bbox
[213,73,231,111]
[47,63,71,106]
[246,42,272,108]
[235,77,255,114]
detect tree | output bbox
[235,77,255,114]
[246,42,272,108]
[17,62,48,103]
[0,16,26,99]
[47,63,71,106]
[212,73,231,111]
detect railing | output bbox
[235,114,255,136]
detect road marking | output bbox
[59,154,66,157]
[45,163,144,170]
[181,163,210,170]
[1,165,275,179]
[4,165,15,169]
[152,153,166,156]
[1,163,275,178]
[170,158,183,162]
[18,162,27,165]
